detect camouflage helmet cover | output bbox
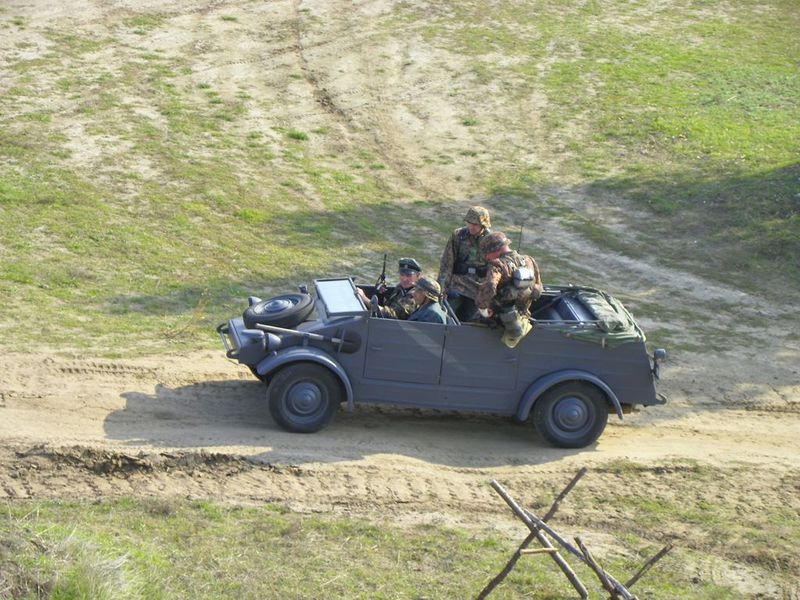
[414,276,441,301]
[479,231,511,255]
[464,205,491,228]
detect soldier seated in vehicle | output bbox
[476,231,544,348]
[407,277,448,324]
[357,257,421,319]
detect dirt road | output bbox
[2,336,798,598]
[1,339,798,511]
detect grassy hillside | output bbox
[0,0,797,354]
[5,474,790,600]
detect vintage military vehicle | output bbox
[218,278,666,448]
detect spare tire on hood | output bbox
[243,293,314,329]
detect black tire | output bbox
[267,363,342,433]
[533,381,608,448]
[243,293,314,329]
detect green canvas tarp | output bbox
[558,289,646,348]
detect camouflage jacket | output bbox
[381,284,417,320]
[476,251,543,314]
[437,226,491,298]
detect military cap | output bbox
[414,276,441,301]
[398,257,422,275]
[479,231,511,255]
[464,206,491,228]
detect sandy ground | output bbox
[2,0,799,597]
[1,344,799,597]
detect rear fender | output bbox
[256,347,355,411]
[517,369,623,421]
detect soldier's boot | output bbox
[500,312,533,349]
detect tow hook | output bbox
[652,348,667,380]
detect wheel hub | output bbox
[553,396,590,431]
[257,298,295,314]
[287,382,322,415]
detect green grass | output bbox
[286,130,308,141]
[399,0,800,288]
[0,1,798,353]
[1,496,750,600]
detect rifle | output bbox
[375,253,388,295]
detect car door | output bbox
[440,325,520,390]
[362,318,445,384]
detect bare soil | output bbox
[2,0,799,597]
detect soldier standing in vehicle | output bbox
[437,206,492,321]
[407,277,448,324]
[358,258,422,319]
[476,231,544,348]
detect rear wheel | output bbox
[533,381,608,448]
[267,363,341,433]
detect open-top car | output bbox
[218,278,666,448]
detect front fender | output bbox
[256,347,355,411]
[517,369,623,421]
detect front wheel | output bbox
[267,363,342,433]
[533,381,608,448]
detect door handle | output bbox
[370,346,383,351]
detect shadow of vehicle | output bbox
[106,379,596,468]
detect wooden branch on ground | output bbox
[575,536,633,600]
[625,544,673,589]
[479,468,587,598]
[519,548,557,555]
[481,475,671,600]
[476,531,538,600]
[543,467,587,523]
[489,480,589,599]
[524,508,636,600]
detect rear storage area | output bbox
[530,286,646,348]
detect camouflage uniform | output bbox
[438,207,492,321]
[477,232,543,348]
[371,257,421,320]
[381,284,417,320]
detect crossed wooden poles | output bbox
[478,468,672,599]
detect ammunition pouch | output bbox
[513,266,534,289]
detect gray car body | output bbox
[219,278,664,425]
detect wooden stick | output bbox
[476,531,538,600]
[490,481,589,599]
[575,536,616,595]
[625,544,673,589]
[479,468,586,599]
[522,508,584,561]
[575,537,637,600]
[543,467,587,523]
[519,547,558,555]
[523,507,639,598]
